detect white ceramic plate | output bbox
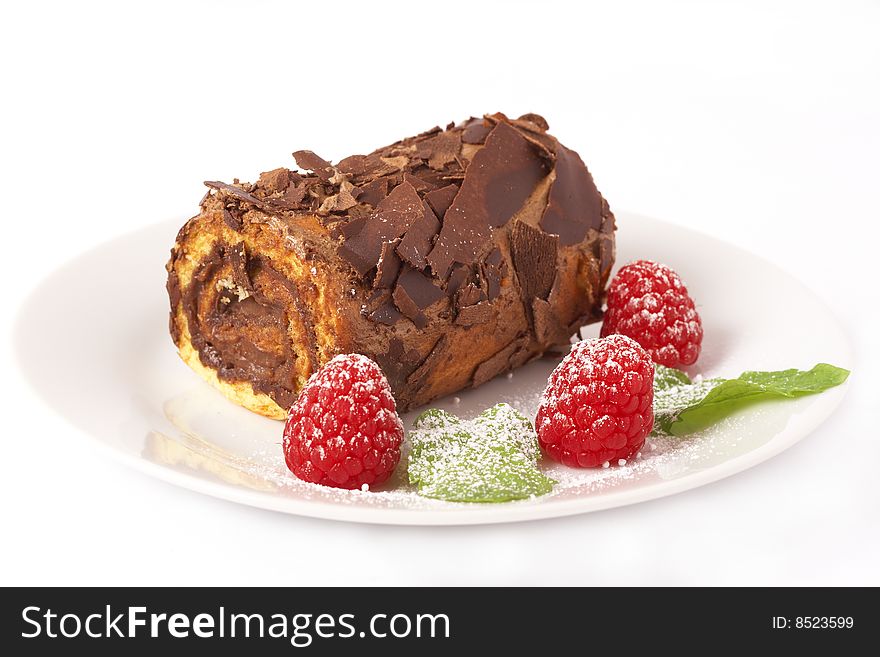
[15,213,851,524]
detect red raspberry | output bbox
[600,260,703,367]
[536,335,654,468]
[282,354,403,489]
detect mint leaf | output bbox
[407,403,555,503]
[652,363,850,436]
[653,365,724,434]
[654,363,698,391]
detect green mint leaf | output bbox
[653,365,722,435]
[654,363,695,390]
[408,403,555,503]
[652,363,850,436]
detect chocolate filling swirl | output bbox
[178,243,318,410]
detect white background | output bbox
[2,0,878,585]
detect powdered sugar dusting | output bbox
[152,351,806,513]
[406,405,553,502]
[149,407,771,510]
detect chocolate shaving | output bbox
[484,267,501,300]
[427,121,551,278]
[375,337,421,391]
[461,118,492,144]
[405,167,448,190]
[402,172,436,193]
[319,179,359,214]
[482,247,505,300]
[540,144,603,245]
[205,180,292,219]
[510,220,558,302]
[258,168,290,194]
[338,181,424,276]
[516,113,550,131]
[268,183,308,210]
[392,288,426,328]
[395,201,440,270]
[204,181,265,208]
[484,112,556,156]
[423,183,459,219]
[338,154,409,184]
[392,267,445,328]
[446,264,470,297]
[339,215,368,240]
[375,240,402,289]
[415,131,461,170]
[455,301,496,327]
[413,126,443,140]
[380,155,409,172]
[336,154,376,177]
[456,283,486,309]
[399,267,446,308]
[336,155,368,177]
[292,150,334,181]
[357,178,389,207]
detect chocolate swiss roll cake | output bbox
[166,113,616,419]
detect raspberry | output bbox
[282,354,403,489]
[600,260,703,367]
[536,335,654,468]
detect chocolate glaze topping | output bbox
[167,112,616,412]
[540,144,603,245]
[338,181,424,276]
[510,220,558,321]
[423,183,458,219]
[427,121,552,279]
